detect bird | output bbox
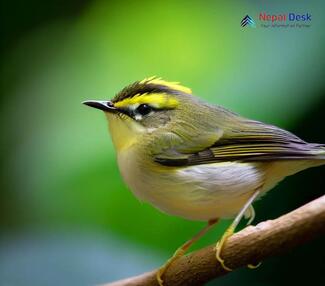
[83,77,325,285]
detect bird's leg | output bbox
[245,204,256,226]
[245,204,262,269]
[157,218,219,286]
[215,189,260,271]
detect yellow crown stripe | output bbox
[140,76,192,95]
[114,93,179,109]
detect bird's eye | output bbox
[136,104,152,116]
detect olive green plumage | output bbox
[83,77,325,222]
[110,79,325,165]
[84,77,324,285]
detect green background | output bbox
[1,0,324,285]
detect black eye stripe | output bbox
[136,104,152,116]
[115,104,162,120]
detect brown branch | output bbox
[104,195,325,286]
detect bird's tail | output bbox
[311,144,325,156]
[308,144,325,167]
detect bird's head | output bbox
[83,77,193,151]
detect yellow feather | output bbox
[140,76,192,95]
[114,93,179,109]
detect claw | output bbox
[156,248,185,286]
[156,219,219,286]
[156,269,164,286]
[214,190,260,272]
[215,241,233,271]
[215,225,235,271]
[248,262,262,269]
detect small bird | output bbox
[84,77,325,285]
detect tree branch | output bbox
[104,195,325,286]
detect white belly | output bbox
[117,149,266,221]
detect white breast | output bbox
[170,162,265,220]
[117,148,266,221]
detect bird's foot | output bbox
[156,247,185,286]
[214,225,235,271]
[157,219,219,285]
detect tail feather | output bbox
[310,144,325,160]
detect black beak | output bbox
[82,100,117,112]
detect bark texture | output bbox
[104,195,325,286]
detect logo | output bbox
[259,12,311,23]
[241,12,311,29]
[241,15,256,28]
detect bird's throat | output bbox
[105,113,145,152]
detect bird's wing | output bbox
[154,120,325,167]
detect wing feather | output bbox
[154,120,325,167]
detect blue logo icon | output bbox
[241,15,256,27]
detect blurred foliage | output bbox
[1,0,324,285]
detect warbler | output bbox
[83,77,325,285]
